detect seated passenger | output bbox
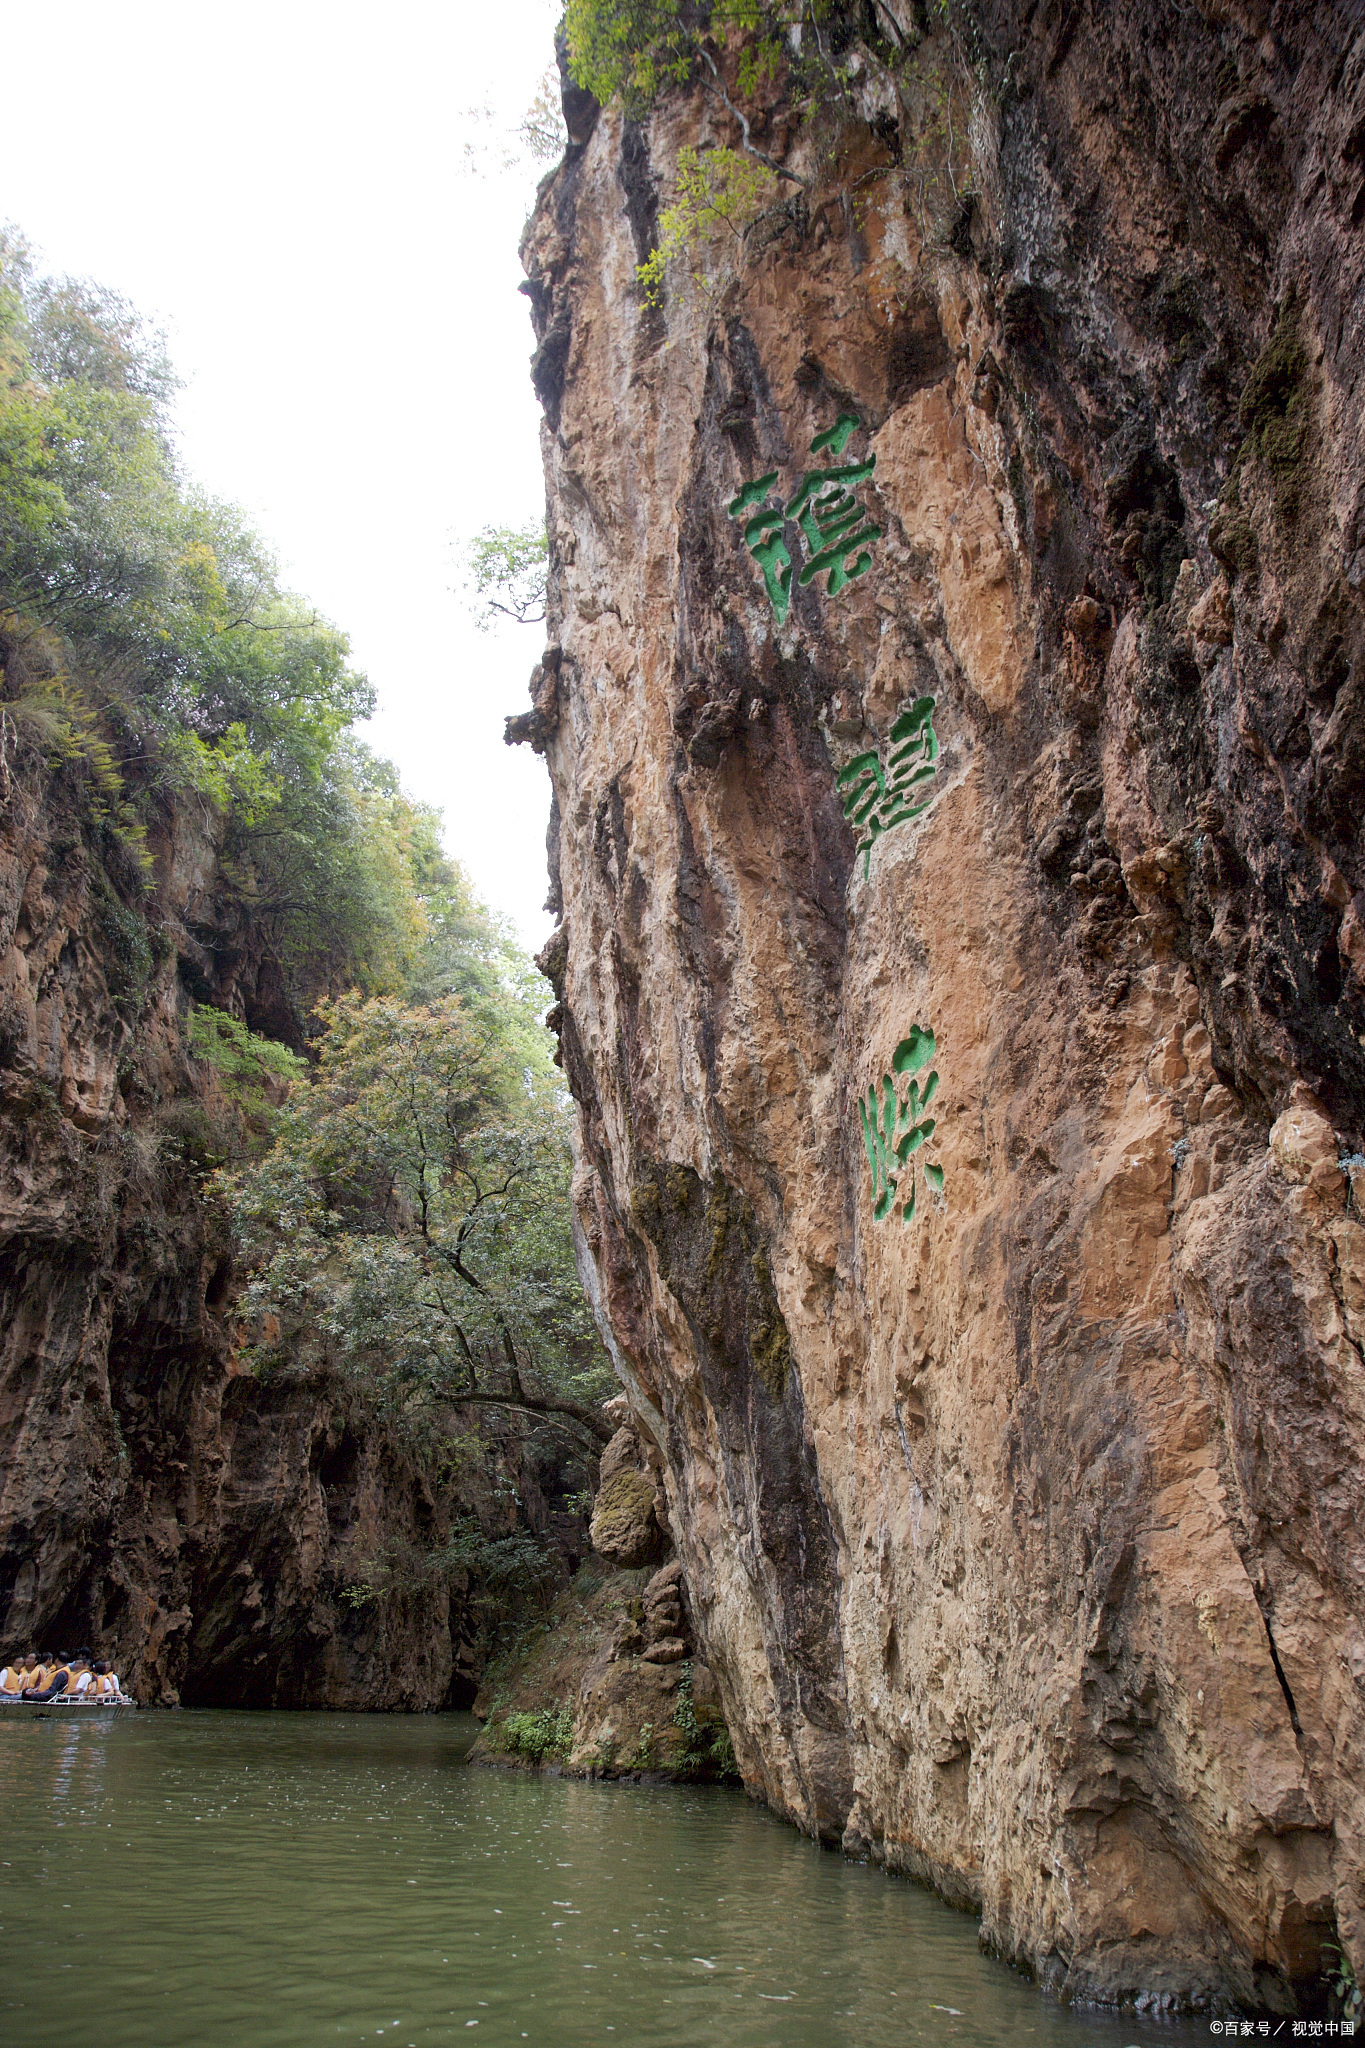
[23,1656,72,1702]
[0,1654,33,1695]
[66,1657,94,1696]
[21,1655,53,1697]
[90,1662,117,1698]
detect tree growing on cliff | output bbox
[566,0,802,180]
[637,145,776,308]
[462,521,547,629]
[220,988,614,1447]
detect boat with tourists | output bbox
[0,1695,136,1719]
[0,1652,134,1716]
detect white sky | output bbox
[0,0,563,953]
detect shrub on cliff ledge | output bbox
[637,145,776,307]
[502,1705,575,1762]
[564,0,933,126]
[565,0,711,115]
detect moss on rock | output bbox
[1237,293,1311,521]
[589,1468,662,1567]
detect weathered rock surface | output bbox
[588,1392,669,1565]
[472,1554,732,1780]
[0,684,585,1705]
[513,1,1365,2012]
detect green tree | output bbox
[565,0,976,225]
[637,145,776,307]
[0,228,433,1019]
[564,0,710,115]
[214,739,441,1016]
[0,274,66,555]
[463,521,548,629]
[221,990,614,1447]
[187,1004,306,1106]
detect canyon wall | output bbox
[0,698,585,1707]
[515,0,1365,2011]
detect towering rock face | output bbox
[0,694,585,1707]
[517,0,1365,2011]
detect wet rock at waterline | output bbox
[511,0,1365,2014]
[471,1558,734,1784]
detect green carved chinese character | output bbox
[785,412,882,597]
[836,695,940,877]
[727,472,793,623]
[857,1026,946,1225]
[726,413,881,619]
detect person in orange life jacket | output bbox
[65,1653,94,1695]
[23,1648,91,1701]
[23,1660,69,1700]
[0,1653,36,1694]
[21,1654,57,1697]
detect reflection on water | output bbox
[0,1711,1208,2048]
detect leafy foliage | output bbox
[220,979,614,1446]
[217,738,445,1013]
[568,2,981,260]
[637,146,775,308]
[463,521,548,629]
[339,1518,564,1629]
[502,1705,575,1761]
[564,0,712,116]
[0,229,604,1634]
[564,1,874,123]
[671,1661,738,1777]
[0,226,431,1015]
[519,68,568,165]
[187,1005,306,1107]
[1323,1941,1362,2026]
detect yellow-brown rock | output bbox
[513,1,1365,2015]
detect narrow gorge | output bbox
[0,741,589,1709]
[509,0,1365,2014]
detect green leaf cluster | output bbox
[502,1705,575,1761]
[564,1,851,119]
[1323,1941,1362,2026]
[463,520,547,630]
[339,1517,564,1626]
[671,1661,739,1777]
[564,0,718,116]
[637,146,776,308]
[567,2,982,273]
[187,1004,307,1108]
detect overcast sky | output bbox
[0,0,563,951]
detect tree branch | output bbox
[448,1385,614,1446]
[698,46,809,190]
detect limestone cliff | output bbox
[514,0,1365,2013]
[0,661,587,1707]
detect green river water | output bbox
[0,1710,1212,2048]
